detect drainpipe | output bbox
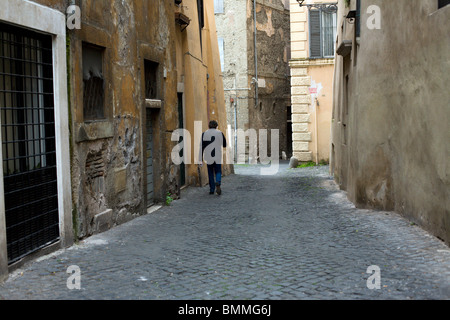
[253,0,258,109]
[234,99,238,162]
[233,78,237,161]
[315,97,319,165]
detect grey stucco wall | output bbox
[333,0,449,244]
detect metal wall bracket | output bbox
[296,1,338,13]
[175,12,190,32]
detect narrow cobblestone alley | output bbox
[0,162,449,300]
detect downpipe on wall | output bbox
[315,97,319,165]
[253,0,258,109]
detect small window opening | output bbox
[83,44,105,121]
[144,60,159,99]
[438,0,450,9]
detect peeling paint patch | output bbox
[256,7,275,37]
[310,80,323,97]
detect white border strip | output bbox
[0,0,73,275]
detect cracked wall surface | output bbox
[67,0,170,238]
[27,0,178,239]
[22,0,228,241]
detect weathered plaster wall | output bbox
[204,0,232,175]
[248,0,291,157]
[175,0,232,185]
[307,64,333,164]
[0,1,228,279]
[332,0,450,244]
[65,0,179,239]
[216,0,290,160]
[289,1,335,164]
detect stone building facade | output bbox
[289,0,336,164]
[176,0,233,184]
[331,0,450,245]
[215,0,291,160]
[0,0,227,281]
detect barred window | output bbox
[82,43,105,121]
[144,59,159,99]
[0,22,59,264]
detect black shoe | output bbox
[209,191,214,195]
[216,184,221,195]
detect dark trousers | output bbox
[207,163,222,192]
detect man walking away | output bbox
[199,120,227,195]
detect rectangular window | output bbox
[197,0,204,51]
[309,9,337,59]
[0,22,59,264]
[144,60,159,99]
[309,10,322,58]
[218,38,224,72]
[322,11,337,57]
[82,44,105,121]
[197,0,204,29]
[438,0,450,8]
[356,0,361,38]
[1,24,55,176]
[214,0,224,14]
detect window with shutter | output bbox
[309,8,336,59]
[309,10,322,58]
[322,11,336,57]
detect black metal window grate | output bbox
[0,23,59,264]
[82,43,105,120]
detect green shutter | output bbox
[309,10,322,58]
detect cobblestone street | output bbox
[1,162,449,300]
